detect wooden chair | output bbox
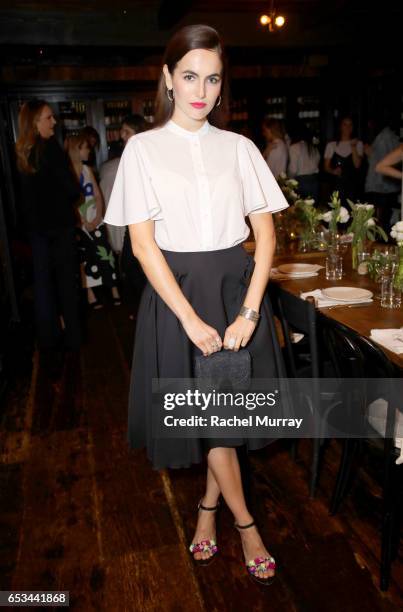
[269,284,340,497]
[320,315,403,591]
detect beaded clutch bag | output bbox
[194,349,251,391]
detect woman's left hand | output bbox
[223,316,257,351]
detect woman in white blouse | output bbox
[288,122,320,201]
[262,118,288,178]
[105,24,288,585]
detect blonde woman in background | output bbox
[262,117,288,178]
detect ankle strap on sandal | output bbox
[198,498,220,512]
[234,519,256,530]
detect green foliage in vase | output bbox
[346,200,387,245]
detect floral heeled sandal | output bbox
[235,519,276,586]
[189,499,220,567]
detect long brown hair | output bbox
[262,118,286,141]
[154,24,229,129]
[15,99,48,174]
[64,133,89,170]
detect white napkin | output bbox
[271,268,319,280]
[301,288,373,308]
[370,328,403,355]
[368,398,403,465]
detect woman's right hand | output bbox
[181,312,222,356]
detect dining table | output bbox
[243,241,403,370]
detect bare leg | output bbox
[207,447,274,579]
[87,287,102,310]
[190,466,221,562]
[111,286,120,300]
[87,287,97,305]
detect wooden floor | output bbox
[1,301,402,612]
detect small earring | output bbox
[167,88,174,103]
[215,95,221,108]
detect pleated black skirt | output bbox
[128,244,284,469]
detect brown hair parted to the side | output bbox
[64,133,90,170]
[15,99,48,174]
[121,114,148,134]
[262,118,286,141]
[154,24,229,129]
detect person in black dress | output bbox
[16,99,82,359]
[324,115,364,203]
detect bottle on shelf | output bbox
[143,100,155,123]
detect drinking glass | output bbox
[380,261,401,308]
[326,254,343,280]
[314,230,327,251]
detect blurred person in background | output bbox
[65,133,121,309]
[16,99,82,366]
[375,143,403,229]
[364,112,400,232]
[262,117,288,178]
[288,122,320,201]
[99,140,125,253]
[100,114,148,254]
[324,115,363,202]
[80,125,101,178]
[100,115,148,317]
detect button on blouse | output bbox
[104,119,288,252]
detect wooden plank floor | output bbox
[1,301,402,611]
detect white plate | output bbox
[285,272,318,278]
[278,263,319,275]
[322,287,373,302]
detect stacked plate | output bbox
[321,287,373,303]
[276,263,322,278]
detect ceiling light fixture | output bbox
[259,1,286,32]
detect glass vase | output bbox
[393,244,403,290]
[352,238,364,270]
[298,227,316,252]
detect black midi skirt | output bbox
[128,244,284,470]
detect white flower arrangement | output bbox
[347,198,387,248]
[322,191,350,234]
[390,221,403,245]
[296,196,322,240]
[353,203,374,211]
[276,173,301,205]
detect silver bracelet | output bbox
[239,306,260,323]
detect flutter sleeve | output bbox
[237,136,289,216]
[104,137,162,226]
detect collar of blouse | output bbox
[165,119,210,139]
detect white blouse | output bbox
[288,142,320,177]
[263,139,289,179]
[104,119,288,252]
[324,140,364,159]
